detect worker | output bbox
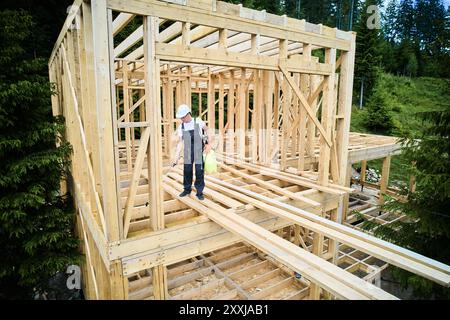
[171,104,214,200]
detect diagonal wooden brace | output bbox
[279,62,332,147]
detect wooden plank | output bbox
[153,264,168,299]
[170,278,225,300]
[211,289,238,300]
[163,177,396,300]
[228,260,270,279]
[156,42,332,75]
[78,208,100,299]
[202,254,253,300]
[360,160,367,188]
[208,70,215,129]
[143,16,165,231]
[284,287,310,300]
[167,259,205,278]
[60,46,108,238]
[252,277,293,299]
[73,183,110,270]
[123,127,151,238]
[317,48,336,185]
[237,68,246,158]
[264,70,274,164]
[218,73,225,153]
[92,0,120,241]
[241,268,280,290]
[336,33,356,185]
[348,143,402,163]
[113,12,135,35]
[219,155,350,195]
[110,260,126,299]
[298,44,311,171]
[122,62,132,172]
[168,265,215,289]
[217,163,321,207]
[379,156,391,206]
[200,174,450,286]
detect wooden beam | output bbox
[317,48,336,185]
[123,127,150,238]
[92,0,121,241]
[156,43,332,75]
[336,33,356,185]
[163,177,396,300]
[217,163,320,207]
[107,0,352,51]
[279,63,332,147]
[379,156,391,206]
[143,16,165,231]
[198,173,450,286]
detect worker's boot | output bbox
[179,190,191,197]
[196,193,204,201]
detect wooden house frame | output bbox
[48,0,450,300]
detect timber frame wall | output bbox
[49,0,450,300]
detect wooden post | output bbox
[218,73,224,153]
[144,15,166,300]
[208,70,215,131]
[298,44,311,171]
[237,68,246,158]
[342,162,352,221]
[360,160,367,190]
[252,70,261,163]
[110,260,126,299]
[264,71,274,164]
[379,156,391,206]
[166,65,174,157]
[91,0,120,241]
[153,265,168,300]
[228,70,235,131]
[336,33,356,186]
[307,75,319,170]
[219,28,228,50]
[318,48,336,186]
[122,62,132,172]
[181,22,191,47]
[143,15,164,230]
[279,39,288,170]
[310,229,324,299]
[227,70,235,157]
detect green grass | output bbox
[350,73,450,186]
[351,73,450,136]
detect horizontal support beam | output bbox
[348,143,402,163]
[120,211,292,275]
[107,0,351,51]
[155,43,332,75]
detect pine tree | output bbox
[300,0,335,26]
[0,10,79,299]
[361,74,395,134]
[354,0,382,103]
[397,0,416,42]
[284,0,299,18]
[362,109,450,298]
[383,0,399,43]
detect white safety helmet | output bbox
[176,104,190,119]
